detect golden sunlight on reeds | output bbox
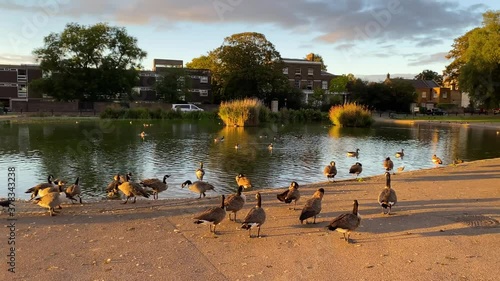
[218,98,263,127]
[328,102,373,127]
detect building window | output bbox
[443,92,447,99]
[200,89,208,97]
[308,68,314,75]
[283,67,288,74]
[295,68,301,75]
[433,91,438,98]
[306,80,313,90]
[200,76,208,83]
[322,81,328,90]
[294,79,300,88]
[422,92,426,98]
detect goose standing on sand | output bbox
[395,149,404,158]
[224,185,246,221]
[241,192,266,238]
[299,188,325,224]
[323,161,337,182]
[117,173,150,204]
[181,180,215,199]
[378,172,397,215]
[347,148,360,158]
[277,181,301,210]
[235,173,252,189]
[33,192,64,216]
[383,157,394,172]
[37,180,65,198]
[349,162,363,177]
[196,162,205,181]
[106,174,122,198]
[25,175,56,200]
[140,175,170,200]
[65,177,82,204]
[193,195,226,234]
[327,200,361,243]
[432,154,443,166]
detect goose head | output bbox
[181,180,192,188]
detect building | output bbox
[0,64,42,109]
[134,59,212,104]
[282,54,336,104]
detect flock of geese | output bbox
[3,147,450,244]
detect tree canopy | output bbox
[155,68,190,103]
[348,79,416,112]
[415,69,443,86]
[305,53,327,71]
[31,22,147,101]
[445,10,500,107]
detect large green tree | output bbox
[31,22,147,101]
[415,69,443,86]
[155,68,191,103]
[445,10,500,107]
[349,79,415,112]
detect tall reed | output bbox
[328,102,373,127]
[218,98,263,127]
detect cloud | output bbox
[407,52,448,67]
[0,54,36,64]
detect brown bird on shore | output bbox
[277,181,301,210]
[196,162,205,181]
[347,148,360,157]
[65,177,82,204]
[25,175,56,200]
[140,175,169,200]
[37,180,66,198]
[383,157,394,172]
[0,199,13,208]
[193,195,226,234]
[349,162,363,177]
[106,174,121,198]
[397,166,405,173]
[378,172,397,215]
[181,180,215,199]
[33,192,63,216]
[117,173,150,204]
[323,161,337,182]
[299,188,325,224]
[395,149,404,158]
[235,173,252,189]
[453,158,464,165]
[241,192,266,238]
[224,186,245,222]
[432,154,443,166]
[327,200,362,243]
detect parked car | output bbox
[172,104,204,112]
[426,108,446,116]
[493,108,500,115]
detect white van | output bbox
[172,104,204,112]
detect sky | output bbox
[0,0,498,81]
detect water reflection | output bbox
[0,120,498,201]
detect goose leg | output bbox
[78,196,82,204]
[122,197,129,204]
[203,192,206,198]
[213,224,217,235]
[132,196,137,203]
[257,226,261,238]
[248,229,252,238]
[313,216,316,224]
[388,206,392,215]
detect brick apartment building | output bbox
[0,64,42,109]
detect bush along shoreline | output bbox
[329,102,374,127]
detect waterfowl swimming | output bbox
[268,143,273,150]
[277,181,301,210]
[195,162,205,181]
[323,161,337,182]
[139,131,146,138]
[378,172,397,215]
[181,180,215,199]
[65,177,82,204]
[349,162,363,177]
[235,143,240,149]
[395,149,404,158]
[327,200,362,243]
[224,186,245,221]
[383,157,394,172]
[347,148,360,157]
[432,154,443,166]
[140,175,169,200]
[25,175,56,200]
[235,173,252,189]
[117,173,150,204]
[241,192,266,238]
[214,136,224,143]
[33,192,63,216]
[299,188,325,224]
[193,195,226,234]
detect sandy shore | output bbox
[2,158,499,280]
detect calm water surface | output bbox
[1,119,499,201]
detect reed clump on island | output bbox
[329,102,374,127]
[218,98,264,127]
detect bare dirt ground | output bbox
[2,158,500,281]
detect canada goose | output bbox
[453,159,464,165]
[235,173,252,189]
[117,173,150,204]
[395,149,404,158]
[0,199,13,208]
[235,143,240,149]
[224,186,245,221]
[37,180,65,198]
[327,200,362,243]
[349,162,363,177]
[106,174,121,198]
[432,154,443,166]
[196,162,205,181]
[140,175,170,200]
[323,161,337,182]
[383,157,394,172]
[277,181,300,210]
[268,143,273,150]
[378,172,397,215]
[33,192,63,216]
[65,177,82,204]
[397,166,405,173]
[241,192,266,238]
[299,188,325,224]
[214,136,224,142]
[25,175,56,200]
[193,195,226,234]
[139,131,146,138]
[347,148,360,157]
[181,180,215,199]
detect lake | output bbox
[1,118,499,201]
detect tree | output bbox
[415,69,443,86]
[445,10,500,107]
[155,68,190,103]
[349,79,415,112]
[31,22,147,101]
[329,75,349,93]
[305,53,327,71]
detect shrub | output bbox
[328,103,373,127]
[218,98,263,127]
